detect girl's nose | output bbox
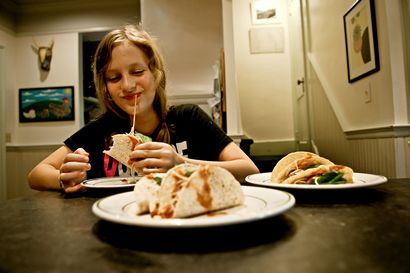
[122,76,136,93]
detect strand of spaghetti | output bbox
[130,94,138,134]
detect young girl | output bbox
[28,24,259,193]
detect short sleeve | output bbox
[167,104,232,160]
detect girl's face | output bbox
[105,42,157,121]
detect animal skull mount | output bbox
[32,38,54,71]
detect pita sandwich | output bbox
[103,132,151,175]
[141,163,244,218]
[271,151,353,184]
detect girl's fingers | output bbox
[60,171,87,185]
[60,162,91,173]
[64,153,89,163]
[64,183,84,193]
[75,148,89,156]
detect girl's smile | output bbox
[122,92,142,101]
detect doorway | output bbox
[79,31,108,125]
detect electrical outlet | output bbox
[364,82,371,103]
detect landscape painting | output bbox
[19,86,75,122]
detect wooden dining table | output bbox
[0,177,409,273]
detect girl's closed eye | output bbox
[106,74,121,82]
[132,69,145,75]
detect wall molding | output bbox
[345,124,410,139]
[167,92,215,106]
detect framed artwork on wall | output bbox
[19,86,75,123]
[249,26,284,54]
[251,0,281,25]
[343,0,379,83]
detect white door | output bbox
[288,0,311,151]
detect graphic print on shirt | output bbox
[104,154,118,177]
[104,153,140,177]
[175,141,188,157]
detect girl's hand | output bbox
[129,142,183,174]
[59,148,91,193]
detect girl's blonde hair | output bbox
[92,24,170,143]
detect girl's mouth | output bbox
[124,93,142,101]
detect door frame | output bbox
[288,0,312,151]
[0,46,7,201]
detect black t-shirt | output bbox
[64,104,232,178]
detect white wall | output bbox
[306,0,406,132]
[141,0,223,96]
[231,0,295,143]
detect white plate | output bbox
[245,172,388,189]
[82,176,141,189]
[92,186,295,228]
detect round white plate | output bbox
[245,172,388,189]
[82,176,141,189]
[92,186,295,228]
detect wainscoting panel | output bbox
[6,145,60,199]
[308,63,408,178]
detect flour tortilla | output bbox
[133,173,164,215]
[151,163,244,218]
[271,151,334,183]
[281,164,353,184]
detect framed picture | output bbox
[251,0,281,25]
[249,26,284,54]
[19,86,75,123]
[343,0,379,83]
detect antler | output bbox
[31,37,54,50]
[31,37,39,51]
[48,38,54,49]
